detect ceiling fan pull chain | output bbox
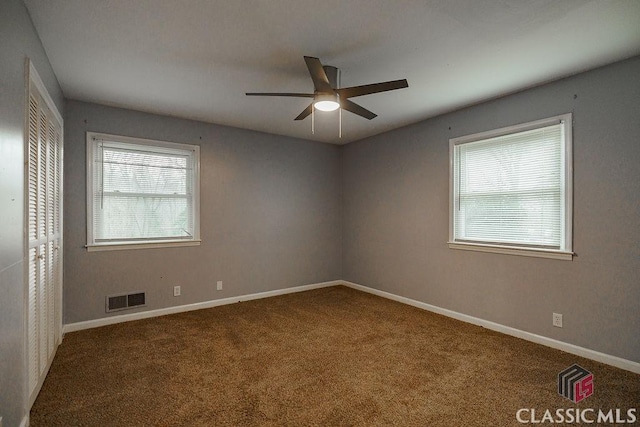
[311,103,315,134]
[339,106,342,139]
[338,72,342,139]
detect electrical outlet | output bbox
[173,286,181,297]
[216,281,223,291]
[553,313,563,328]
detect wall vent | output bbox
[106,292,146,313]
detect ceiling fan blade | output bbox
[341,99,377,120]
[337,79,408,99]
[303,56,334,93]
[246,92,314,98]
[294,104,313,121]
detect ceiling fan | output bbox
[246,56,408,121]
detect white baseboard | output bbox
[341,281,640,374]
[62,279,639,374]
[63,280,340,334]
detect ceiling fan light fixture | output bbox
[314,94,340,112]
[246,56,408,123]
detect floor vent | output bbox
[106,292,146,313]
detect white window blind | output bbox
[87,133,200,249]
[449,114,572,259]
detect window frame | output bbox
[86,132,201,252]
[448,113,573,260]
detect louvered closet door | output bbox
[27,69,63,406]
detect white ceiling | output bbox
[24,0,640,144]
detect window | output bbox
[87,132,200,251]
[449,114,572,260]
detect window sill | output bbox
[448,241,573,260]
[86,240,201,252]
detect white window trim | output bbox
[86,132,201,251]
[448,114,573,260]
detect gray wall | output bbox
[343,56,640,363]
[0,0,64,425]
[64,101,342,324]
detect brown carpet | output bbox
[31,286,639,426]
